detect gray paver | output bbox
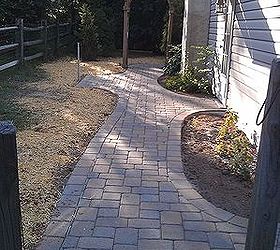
[174,241,210,250]
[44,221,70,237]
[139,229,161,239]
[129,219,160,229]
[140,209,160,219]
[93,227,115,238]
[162,225,185,240]
[138,240,173,250]
[160,192,179,203]
[96,217,127,228]
[78,237,113,249]
[115,228,138,245]
[114,245,138,250]
[69,221,94,236]
[98,208,119,217]
[208,232,234,248]
[37,237,64,250]
[75,207,97,221]
[161,211,182,225]
[120,205,139,218]
[62,236,79,248]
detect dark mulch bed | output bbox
[181,114,253,218]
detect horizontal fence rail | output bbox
[0,19,76,72]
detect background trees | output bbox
[0,0,183,58]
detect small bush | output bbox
[216,111,256,180]
[79,4,98,60]
[79,4,115,60]
[163,45,182,76]
[163,46,215,95]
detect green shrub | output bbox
[165,68,211,94]
[163,44,182,76]
[163,46,216,95]
[216,111,256,180]
[79,3,115,60]
[79,4,98,60]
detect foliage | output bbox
[216,111,256,180]
[129,0,168,52]
[164,46,215,95]
[79,4,98,60]
[161,0,184,53]
[163,44,182,76]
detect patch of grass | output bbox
[0,62,48,130]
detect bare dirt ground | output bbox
[0,54,164,249]
[81,53,165,75]
[182,114,253,218]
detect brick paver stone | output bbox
[38,64,277,249]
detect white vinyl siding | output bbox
[208,0,280,143]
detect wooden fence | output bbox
[0,19,76,72]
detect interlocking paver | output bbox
[128,219,160,229]
[115,228,138,245]
[62,236,79,248]
[98,208,119,217]
[121,193,140,205]
[161,211,182,225]
[78,237,113,249]
[140,209,160,219]
[93,227,115,238]
[138,239,173,250]
[40,64,264,249]
[76,207,98,221]
[69,221,94,236]
[139,229,161,239]
[162,225,185,240]
[120,205,139,218]
[208,232,234,248]
[174,241,210,250]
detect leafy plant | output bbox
[164,46,215,95]
[163,44,182,76]
[216,111,256,180]
[79,4,98,60]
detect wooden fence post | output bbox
[18,19,24,64]
[245,57,280,250]
[42,20,48,60]
[0,121,22,250]
[55,21,60,55]
[166,8,174,56]
[122,0,131,69]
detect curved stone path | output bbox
[38,64,279,250]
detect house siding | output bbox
[208,0,280,144]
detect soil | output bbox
[181,114,253,218]
[81,53,164,75]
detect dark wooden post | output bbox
[166,8,174,55]
[54,21,60,55]
[17,19,24,64]
[245,58,280,250]
[122,0,131,68]
[0,121,22,250]
[42,20,48,60]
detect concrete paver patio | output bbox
[38,64,280,250]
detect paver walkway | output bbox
[38,64,279,250]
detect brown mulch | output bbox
[81,53,165,75]
[181,114,253,218]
